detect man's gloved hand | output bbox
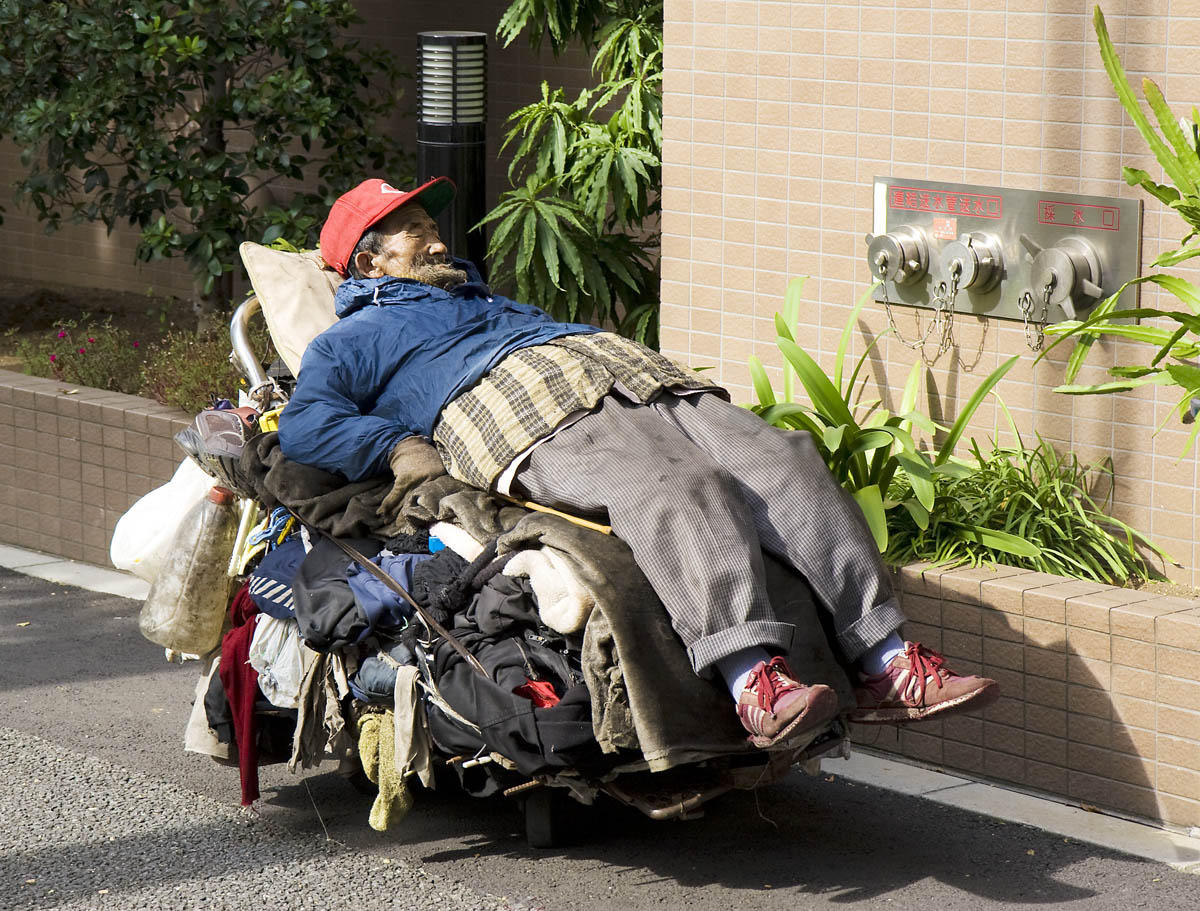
[378,436,447,519]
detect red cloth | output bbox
[513,678,560,708]
[218,583,261,806]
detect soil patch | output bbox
[1128,578,1200,601]
[0,277,183,370]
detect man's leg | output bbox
[651,392,905,663]
[516,394,793,674]
[516,394,840,747]
[651,392,998,722]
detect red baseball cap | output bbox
[319,176,456,276]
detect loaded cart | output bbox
[115,241,856,847]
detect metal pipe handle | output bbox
[229,295,270,391]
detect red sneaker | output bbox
[849,641,999,724]
[736,656,839,748]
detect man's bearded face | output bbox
[407,248,469,290]
[357,203,467,289]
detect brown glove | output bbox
[377,437,447,520]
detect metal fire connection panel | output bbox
[866,177,1143,324]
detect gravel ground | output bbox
[0,727,514,911]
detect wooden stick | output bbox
[496,493,612,536]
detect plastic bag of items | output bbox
[247,615,314,709]
[110,457,217,583]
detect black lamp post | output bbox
[416,30,487,272]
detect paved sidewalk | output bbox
[0,727,505,911]
[3,549,1200,910]
[5,542,1199,874]
[0,544,149,600]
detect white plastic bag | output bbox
[248,615,312,710]
[110,458,216,583]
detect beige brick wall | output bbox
[0,370,190,568]
[660,0,1200,584]
[0,0,594,300]
[880,562,1200,829]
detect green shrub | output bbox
[10,312,276,415]
[484,1,663,344]
[139,323,276,415]
[10,317,147,394]
[0,0,411,310]
[885,433,1171,584]
[744,275,1170,583]
[747,278,1023,555]
[1043,8,1200,453]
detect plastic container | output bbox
[139,486,239,654]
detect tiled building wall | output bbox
[0,370,190,568]
[659,0,1200,584]
[0,0,593,299]
[887,562,1200,829]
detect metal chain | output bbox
[881,262,961,365]
[881,282,941,351]
[1019,277,1054,352]
[932,265,961,360]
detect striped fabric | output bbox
[248,574,295,615]
[515,392,906,674]
[433,331,721,490]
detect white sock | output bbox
[859,632,906,676]
[716,646,773,702]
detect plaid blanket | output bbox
[434,331,722,489]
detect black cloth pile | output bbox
[286,525,609,781]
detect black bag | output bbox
[424,627,610,779]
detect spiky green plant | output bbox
[1042,7,1200,453]
[885,428,1170,584]
[482,1,663,344]
[747,277,1024,554]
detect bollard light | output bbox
[417,31,487,272]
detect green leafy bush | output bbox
[10,318,148,394]
[11,314,275,414]
[0,0,411,309]
[484,1,662,344]
[1042,7,1200,452]
[885,433,1170,584]
[747,278,1022,554]
[139,323,276,415]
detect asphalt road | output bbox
[1,565,1196,910]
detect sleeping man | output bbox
[278,176,999,749]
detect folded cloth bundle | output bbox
[247,536,306,619]
[240,432,391,538]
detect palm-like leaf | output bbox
[486,1,663,345]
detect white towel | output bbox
[504,547,597,634]
[428,521,484,561]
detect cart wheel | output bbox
[523,788,564,849]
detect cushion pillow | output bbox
[239,241,341,376]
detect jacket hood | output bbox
[334,259,486,317]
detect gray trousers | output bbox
[515,392,906,675]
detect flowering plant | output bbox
[10,317,146,394]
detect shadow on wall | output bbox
[880,571,1173,828]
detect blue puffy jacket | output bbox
[277,263,601,482]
